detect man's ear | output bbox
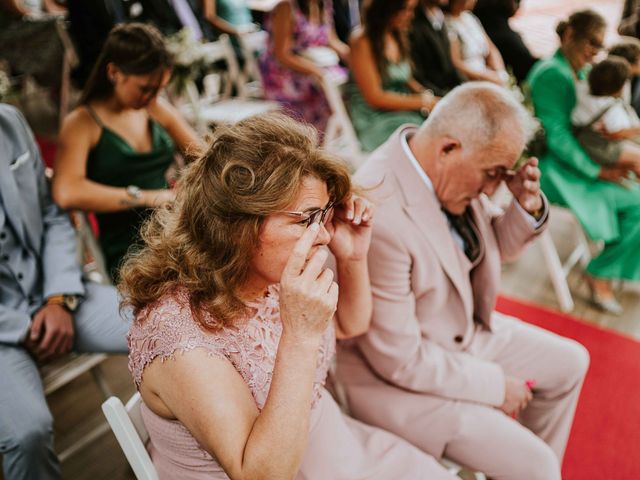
[439,137,460,156]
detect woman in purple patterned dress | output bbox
[121,113,457,480]
[259,0,349,134]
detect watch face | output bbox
[64,295,79,312]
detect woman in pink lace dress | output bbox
[121,113,456,479]
[259,0,349,134]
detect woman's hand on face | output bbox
[327,195,374,262]
[279,224,339,344]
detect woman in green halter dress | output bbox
[347,0,439,152]
[53,23,201,281]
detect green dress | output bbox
[347,61,425,152]
[217,0,252,26]
[85,107,175,281]
[527,49,640,281]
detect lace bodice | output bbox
[128,284,336,409]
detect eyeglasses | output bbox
[278,202,335,227]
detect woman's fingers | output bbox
[335,194,374,225]
[300,248,329,282]
[316,267,334,293]
[282,223,320,279]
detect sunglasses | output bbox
[279,202,335,228]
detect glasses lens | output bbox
[306,204,334,227]
[306,209,322,227]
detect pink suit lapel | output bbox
[389,127,475,321]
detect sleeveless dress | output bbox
[259,0,345,134]
[217,0,252,26]
[85,106,174,281]
[445,12,490,73]
[347,61,425,152]
[128,284,453,479]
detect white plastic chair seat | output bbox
[41,352,108,395]
[182,97,280,125]
[179,34,279,130]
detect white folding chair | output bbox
[538,205,595,312]
[180,34,279,132]
[102,393,159,480]
[319,71,366,171]
[42,353,113,461]
[236,29,268,99]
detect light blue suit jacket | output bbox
[0,104,84,344]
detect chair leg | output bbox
[91,364,114,399]
[539,230,575,312]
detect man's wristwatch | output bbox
[46,294,80,313]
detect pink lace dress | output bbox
[128,284,452,479]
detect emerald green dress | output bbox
[85,107,175,281]
[347,61,425,152]
[527,49,640,281]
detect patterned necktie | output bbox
[443,207,481,262]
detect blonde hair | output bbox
[119,113,352,330]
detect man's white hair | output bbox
[418,82,537,150]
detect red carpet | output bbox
[496,296,640,480]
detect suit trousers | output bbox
[0,282,131,480]
[339,314,589,480]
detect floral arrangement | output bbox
[166,27,214,96]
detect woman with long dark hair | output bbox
[53,23,201,281]
[528,9,640,314]
[347,0,438,152]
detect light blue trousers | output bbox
[0,282,131,480]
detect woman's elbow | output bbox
[337,314,372,339]
[51,179,79,210]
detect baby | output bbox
[572,55,640,177]
[609,38,640,106]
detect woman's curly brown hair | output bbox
[118,112,352,330]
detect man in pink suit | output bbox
[336,82,589,480]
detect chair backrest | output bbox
[320,72,365,170]
[199,34,242,98]
[237,29,268,97]
[102,393,159,480]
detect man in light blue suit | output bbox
[0,104,131,479]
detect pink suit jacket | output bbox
[338,125,548,413]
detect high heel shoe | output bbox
[589,287,624,316]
